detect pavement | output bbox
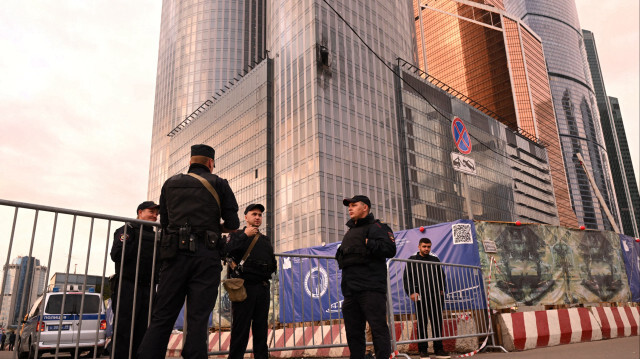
[414,336,639,359]
[0,336,637,358]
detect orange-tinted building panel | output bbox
[414,0,578,227]
[520,27,579,227]
[416,0,518,129]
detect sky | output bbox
[0,1,638,276]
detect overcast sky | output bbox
[0,1,638,274]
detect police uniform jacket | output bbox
[224,228,277,284]
[335,213,396,294]
[159,163,240,258]
[402,252,446,299]
[111,223,158,286]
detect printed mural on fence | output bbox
[475,222,631,307]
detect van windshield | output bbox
[45,294,101,314]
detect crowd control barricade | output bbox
[202,253,350,357]
[0,199,160,359]
[386,258,495,356]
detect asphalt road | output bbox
[0,336,637,358]
[460,336,639,359]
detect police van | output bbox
[17,287,106,358]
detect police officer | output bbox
[138,144,240,359]
[110,201,159,359]
[335,195,396,359]
[224,204,276,359]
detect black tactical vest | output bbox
[339,222,375,268]
[163,173,221,234]
[117,225,157,284]
[240,235,276,281]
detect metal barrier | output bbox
[201,253,350,357]
[386,258,495,357]
[1,198,503,358]
[0,199,159,359]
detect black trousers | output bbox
[138,254,221,359]
[228,281,270,359]
[415,295,444,353]
[342,291,391,359]
[112,280,151,359]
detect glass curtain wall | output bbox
[267,0,415,251]
[149,0,266,200]
[504,0,621,231]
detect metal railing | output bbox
[0,199,159,359]
[386,258,493,356]
[0,198,503,358]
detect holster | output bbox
[159,231,178,260]
[205,230,220,250]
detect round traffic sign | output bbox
[452,117,472,154]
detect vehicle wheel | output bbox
[17,340,29,359]
[28,344,39,359]
[85,347,103,358]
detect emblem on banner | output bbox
[304,266,328,298]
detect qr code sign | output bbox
[452,224,472,245]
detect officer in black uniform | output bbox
[138,144,240,359]
[224,203,276,359]
[110,200,160,359]
[335,195,396,359]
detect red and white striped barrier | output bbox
[590,306,639,339]
[166,324,351,358]
[499,308,602,351]
[166,318,482,357]
[393,319,479,354]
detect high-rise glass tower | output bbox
[0,257,47,327]
[504,0,621,231]
[609,97,640,237]
[148,0,267,200]
[413,0,577,227]
[265,0,416,249]
[154,0,565,251]
[583,30,638,236]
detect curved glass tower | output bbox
[504,0,621,231]
[148,0,266,200]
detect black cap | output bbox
[191,144,215,160]
[137,201,159,213]
[244,203,265,214]
[343,195,371,208]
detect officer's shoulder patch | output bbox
[387,231,395,242]
[119,233,129,242]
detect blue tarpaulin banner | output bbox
[619,234,640,302]
[278,219,485,323]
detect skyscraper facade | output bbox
[153,0,567,251]
[0,257,47,328]
[504,0,621,231]
[609,97,640,237]
[265,0,416,249]
[413,0,577,227]
[148,0,267,200]
[583,30,638,236]
[397,60,559,226]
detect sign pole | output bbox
[462,173,473,220]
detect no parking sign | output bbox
[452,117,472,154]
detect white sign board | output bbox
[451,152,477,175]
